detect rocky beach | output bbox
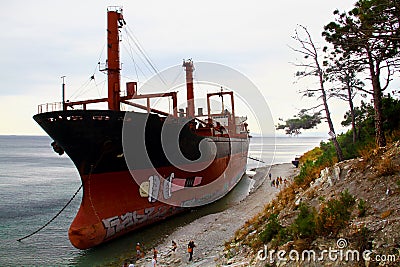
[129,163,299,267]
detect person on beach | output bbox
[151,256,157,267]
[122,261,128,267]
[269,173,272,180]
[153,247,158,259]
[128,260,135,267]
[135,243,141,259]
[187,240,196,261]
[171,240,177,252]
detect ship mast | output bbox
[106,7,125,111]
[183,59,195,117]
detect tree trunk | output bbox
[323,95,344,162]
[346,83,357,143]
[297,25,344,161]
[372,80,386,147]
[319,70,344,161]
[368,52,386,147]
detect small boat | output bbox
[292,156,300,168]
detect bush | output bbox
[353,226,371,254]
[259,214,282,243]
[340,189,356,207]
[295,141,337,187]
[275,227,293,245]
[376,156,400,176]
[294,159,331,187]
[291,203,317,239]
[316,190,355,236]
[357,199,367,217]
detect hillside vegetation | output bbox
[223,138,400,266]
[222,96,400,266]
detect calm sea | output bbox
[0,135,324,266]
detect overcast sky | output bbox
[0,0,361,136]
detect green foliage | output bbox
[275,227,293,245]
[357,199,367,217]
[323,1,400,147]
[291,203,317,239]
[258,205,318,246]
[297,94,400,163]
[323,0,400,59]
[294,142,336,186]
[381,95,400,133]
[352,226,371,254]
[259,214,282,243]
[341,189,356,207]
[342,96,400,143]
[276,109,322,136]
[316,190,355,236]
[294,160,314,185]
[254,190,358,248]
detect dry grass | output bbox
[225,139,400,265]
[376,156,400,176]
[356,142,378,170]
[274,183,297,211]
[386,129,400,143]
[306,187,317,199]
[299,146,323,162]
[230,182,300,251]
[358,142,378,159]
[380,209,393,219]
[356,139,400,176]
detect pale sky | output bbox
[0,0,361,136]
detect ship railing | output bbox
[37,102,64,114]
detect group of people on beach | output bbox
[122,239,195,266]
[122,242,158,267]
[269,173,288,189]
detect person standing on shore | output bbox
[153,247,158,260]
[171,240,177,252]
[151,256,157,267]
[187,240,196,261]
[135,243,142,259]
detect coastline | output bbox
[128,162,299,267]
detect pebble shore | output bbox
[130,163,298,267]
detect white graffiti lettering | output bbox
[102,206,176,239]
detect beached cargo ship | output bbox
[33,7,249,249]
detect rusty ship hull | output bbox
[33,7,249,249]
[34,110,248,249]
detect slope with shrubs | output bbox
[222,96,400,266]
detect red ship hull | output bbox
[69,153,247,249]
[34,110,249,249]
[33,7,250,250]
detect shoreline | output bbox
[129,163,299,267]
